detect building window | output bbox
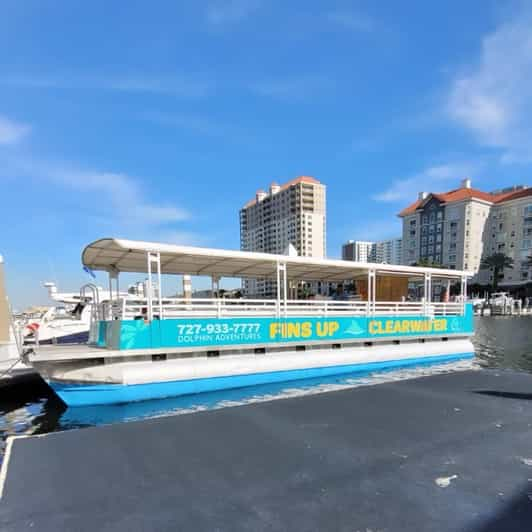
[437,211,443,220]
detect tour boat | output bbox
[25,238,475,406]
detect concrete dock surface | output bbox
[1,369,532,531]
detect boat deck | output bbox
[1,369,532,531]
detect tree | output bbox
[413,258,443,268]
[480,253,514,290]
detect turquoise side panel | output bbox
[96,321,108,347]
[104,303,474,350]
[49,351,474,407]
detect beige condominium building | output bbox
[399,178,532,287]
[239,176,326,296]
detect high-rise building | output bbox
[240,176,326,296]
[399,179,532,286]
[342,238,402,264]
[342,240,374,262]
[376,238,402,264]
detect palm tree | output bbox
[480,253,514,290]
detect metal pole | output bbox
[282,263,287,317]
[146,252,153,321]
[108,272,113,303]
[276,262,281,318]
[461,275,467,315]
[156,252,163,319]
[423,272,427,316]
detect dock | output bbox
[1,369,532,531]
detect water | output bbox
[2,316,532,462]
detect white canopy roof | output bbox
[82,238,472,282]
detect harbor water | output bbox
[1,316,532,462]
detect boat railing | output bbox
[101,298,465,320]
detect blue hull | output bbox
[49,352,474,407]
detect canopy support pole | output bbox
[424,272,432,317]
[276,261,287,317]
[146,251,162,321]
[283,263,287,317]
[276,262,281,318]
[367,269,376,315]
[211,276,220,298]
[460,275,467,315]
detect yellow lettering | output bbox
[301,321,312,338]
[316,322,327,337]
[385,321,394,333]
[369,320,378,334]
[269,323,280,339]
[287,322,300,338]
[329,322,340,336]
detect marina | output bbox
[3,4,532,531]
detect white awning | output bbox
[82,238,472,282]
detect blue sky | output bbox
[1,0,532,308]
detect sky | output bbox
[1,0,532,308]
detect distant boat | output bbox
[23,282,127,345]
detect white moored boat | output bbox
[25,238,475,407]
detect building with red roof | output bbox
[399,178,532,286]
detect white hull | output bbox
[39,337,473,386]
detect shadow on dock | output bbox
[474,390,532,401]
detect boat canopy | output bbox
[82,238,472,282]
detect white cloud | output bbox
[249,76,332,100]
[373,162,477,203]
[327,10,374,32]
[446,7,532,162]
[4,157,190,228]
[0,115,30,145]
[2,74,210,98]
[143,111,233,137]
[206,0,261,26]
